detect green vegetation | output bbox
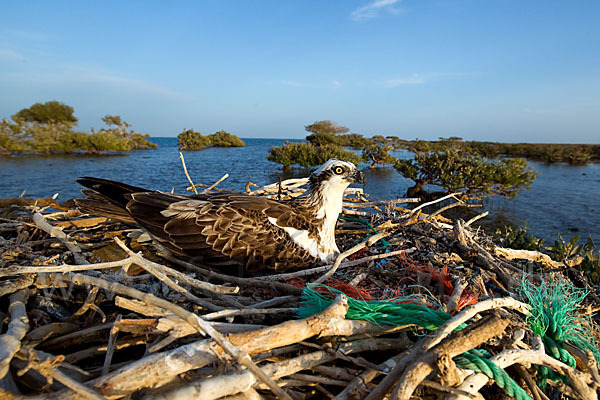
[207,130,246,147]
[395,137,600,166]
[0,101,156,155]
[177,129,211,150]
[267,141,361,170]
[268,121,365,170]
[394,149,538,200]
[494,225,545,252]
[494,227,600,285]
[362,143,395,168]
[177,129,245,150]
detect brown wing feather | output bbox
[77,178,323,270]
[122,194,320,270]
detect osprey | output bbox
[75,159,364,271]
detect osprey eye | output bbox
[334,166,344,175]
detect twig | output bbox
[160,252,304,295]
[364,297,530,400]
[342,198,420,208]
[114,237,236,310]
[179,152,198,195]
[494,246,570,269]
[0,289,30,379]
[409,192,462,216]
[465,211,489,227]
[334,353,405,400]
[390,313,509,400]
[446,278,467,314]
[203,307,297,321]
[314,232,389,284]
[17,347,106,400]
[201,173,229,194]
[101,315,122,376]
[0,259,134,278]
[255,248,415,281]
[32,212,88,265]
[451,335,597,400]
[41,273,346,399]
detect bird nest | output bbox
[1,176,599,400]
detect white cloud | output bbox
[2,28,51,42]
[385,74,425,87]
[351,0,402,21]
[4,67,191,100]
[331,80,342,88]
[280,80,309,87]
[0,48,24,62]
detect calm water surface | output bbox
[1,137,598,244]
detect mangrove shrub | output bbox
[394,150,538,200]
[267,141,361,170]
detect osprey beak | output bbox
[352,170,365,185]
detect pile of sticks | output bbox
[0,177,599,400]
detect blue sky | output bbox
[1,1,599,142]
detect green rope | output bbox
[519,276,599,388]
[299,284,531,400]
[300,279,599,400]
[455,351,532,400]
[542,336,576,368]
[338,215,390,248]
[298,283,454,330]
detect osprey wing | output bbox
[127,193,320,270]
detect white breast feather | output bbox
[267,217,336,263]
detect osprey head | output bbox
[310,159,365,188]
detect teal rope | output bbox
[543,335,576,368]
[338,215,390,248]
[454,351,533,400]
[299,285,532,400]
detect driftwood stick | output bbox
[17,347,106,400]
[152,349,334,399]
[48,295,349,399]
[465,211,489,227]
[101,315,121,376]
[255,248,416,281]
[421,380,479,399]
[409,192,462,216]
[494,247,570,269]
[113,236,239,297]
[446,278,467,314]
[52,270,291,399]
[334,353,405,400]
[0,289,30,379]
[69,287,99,321]
[163,338,407,400]
[390,313,510,400]
[112,238,225,311]
[364,297,529,400]
[0,275,34,299]
[314,232,389,284]
[160,253,304,295]
[451,335,597,400]
[513,364,548,400]
[201,173,229,194]
[32,212,88,265]
[0,259,133,278]
[179,152,198,195]
[202,307,297,321]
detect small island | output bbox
[0,101,156,155]
[177,129,245,150]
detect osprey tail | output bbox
[75,177,148,224]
